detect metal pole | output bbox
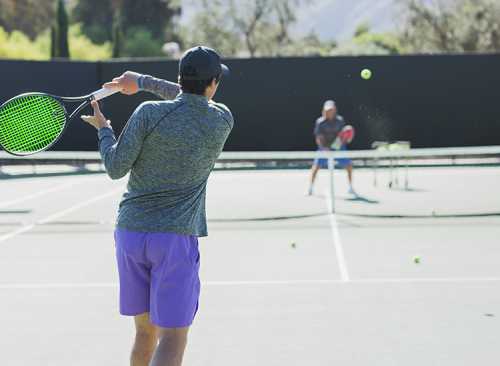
[405,158,409,190]
[388,158,393,188]
[328,155,335,213]
[395,158,400,188]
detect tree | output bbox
[335,23,402,56]
[400,0,500,53]
[230,0,272,57]
[122,27,164,57]
[69,24,112,60]
[0,0,54,39]
[0,26,48,60]
[184,0,315,58]
[354,23,371,38]
[50,25,57,58]
[112,10,124,58]
[72,0,114,44]
[121,0,181,40]
[229,0,306,57]
[0,23,111,61]
[54,0,70,58]
[181,0,241,57]
[280,32,337,57]
[73,0,181,58]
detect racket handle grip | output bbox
[92,88,120,101]
[331,138,342,150]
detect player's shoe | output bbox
[306,185,314,196]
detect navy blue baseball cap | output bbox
[179,46,230,80]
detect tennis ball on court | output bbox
[413,256,421,264]
[361,68,372,80]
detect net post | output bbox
[389,158,394,188]
[405,158,409,190]
[328,153,335,214]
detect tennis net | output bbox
[1,146,499,219]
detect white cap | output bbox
[323,100,336,111]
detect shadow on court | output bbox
[340,193,379,204]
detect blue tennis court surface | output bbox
[1,161,500,365]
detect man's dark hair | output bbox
[179,74,221,95]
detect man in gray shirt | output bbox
[308,100,355,196]
[81,46,233,366]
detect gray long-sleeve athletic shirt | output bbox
[97,75,234,237]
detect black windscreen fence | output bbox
[1,54,499,151]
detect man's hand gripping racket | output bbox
[81,71,144,130]
[331,125,355,150]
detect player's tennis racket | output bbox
[0,88,119,156]
[331,125,355,150]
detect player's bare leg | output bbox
[308,164,321,195]
[150,327,190,366]
[346,164,356,194]
[131,313,158,366]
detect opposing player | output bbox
[307,100,355,196]
[81,46,233,366]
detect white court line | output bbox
[0,187,123,245]
[351,278,500,283]
[2,278,500,289]
[0,181,79,209]
[0,283,118,289]
[37,188,122,225]
[324,189,350,282]
[0,175,111,209]
[329,214,350,282]
[0,224,36,244]
[208,278,500,285]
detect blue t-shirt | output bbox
[313,115,345,147]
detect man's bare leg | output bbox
[131,313,158,366]
[308,164,321,195]
[346,164,355,193]
[150,327,190,366]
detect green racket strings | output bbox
[0,95,66,154]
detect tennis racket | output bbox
[0,88,119,156]
[331,125,355,150]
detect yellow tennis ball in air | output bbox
[361,68,372,80]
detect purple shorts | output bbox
[114,228,200,328]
